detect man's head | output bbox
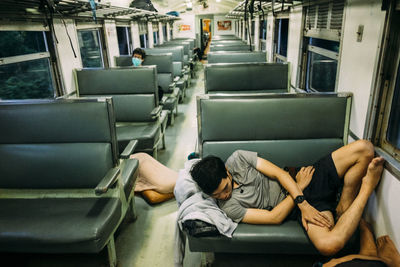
[132,48,146,66]
[190,156,233,200]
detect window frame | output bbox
[274,17,289,63]
[116,26,133,56]
[77,28,106,69]
[0,29,60,99]
[372,6,400,164]
[305,44,339,92]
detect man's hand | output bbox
[295,166,315,190]
[298,201,332,231]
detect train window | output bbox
[116,26,133,55]
[260,19,267,51]
[300,0,344,92]
[153,31,158,45]
[251,20,255,40]
[0,31,55,100]
[387,63,400,149]
[274,18,289,62]
[140,34,148,48]
[305,38,339,92]
[77,29,104,68]
[163,25,167,40]
[375,8,400,161]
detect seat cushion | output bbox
[116,122,161,153]
[0,198,122,253]
[187,220,359,254]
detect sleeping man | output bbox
[190,140,384,256]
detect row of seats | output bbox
[0,38,199,266]
[0,98,139,267]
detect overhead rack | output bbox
[0,0,180,22]
[226,0,297,19]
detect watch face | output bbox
[295,195,305,204]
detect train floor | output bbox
[0,63,326,267]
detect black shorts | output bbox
[287,153,343,221]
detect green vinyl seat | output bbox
[204,62,289,94]
[186,93,359,256]
[75,67,164,159]
[0,99,139,267]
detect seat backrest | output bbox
[169,39,194,50]
[159,42,190,55]
[209,44,253,52]
[142,54,174,93]
[212,35,239,41]
[204,63,289,93]
[114,55,132,67]
[75,67,159,122]
[172,61,183,77]
[142,54,173,73]
[197,93,352,167]
[0,98,118,189]
[145,47,184,64]
[210,40,246,46]
[207,51,267,64]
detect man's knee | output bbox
[314,236,345,256]
[353,140,374,160]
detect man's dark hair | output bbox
[132,47,146,59]
[190,156,227,195]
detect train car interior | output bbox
[0,0,400,266]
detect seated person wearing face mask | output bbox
[132,47,145,66]
[131,47,163,101]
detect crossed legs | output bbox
[306,140,384,256]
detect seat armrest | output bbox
[169,82,176,91]
[160,96,169,105]
[120,139,139,159]
[172,87,180,97]
[150,105,163,119]
[95,167,121,195]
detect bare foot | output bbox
[361,157,384,194]
[359,219,378,257]
[377,235,400,267]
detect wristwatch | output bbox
[294,195,305,204]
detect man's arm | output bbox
[242,195,296,224]
[242,166,314,224]
[255,157,331,230]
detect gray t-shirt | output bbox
[218,150,287,223]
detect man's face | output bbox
[211,171,233,200]
[133,53,143,60]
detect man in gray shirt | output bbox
[190,140,384,256]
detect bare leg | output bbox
[358,219,378,257]
[323,219,379,266]
[141,190,175,204]
[130,152,178,194]
[377,235,400,267]
[307,157,384,256]
[331,140,374,217]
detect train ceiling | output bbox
[151,0,302,16]
[0,0,180,22]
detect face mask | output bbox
[132,57,142,67]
